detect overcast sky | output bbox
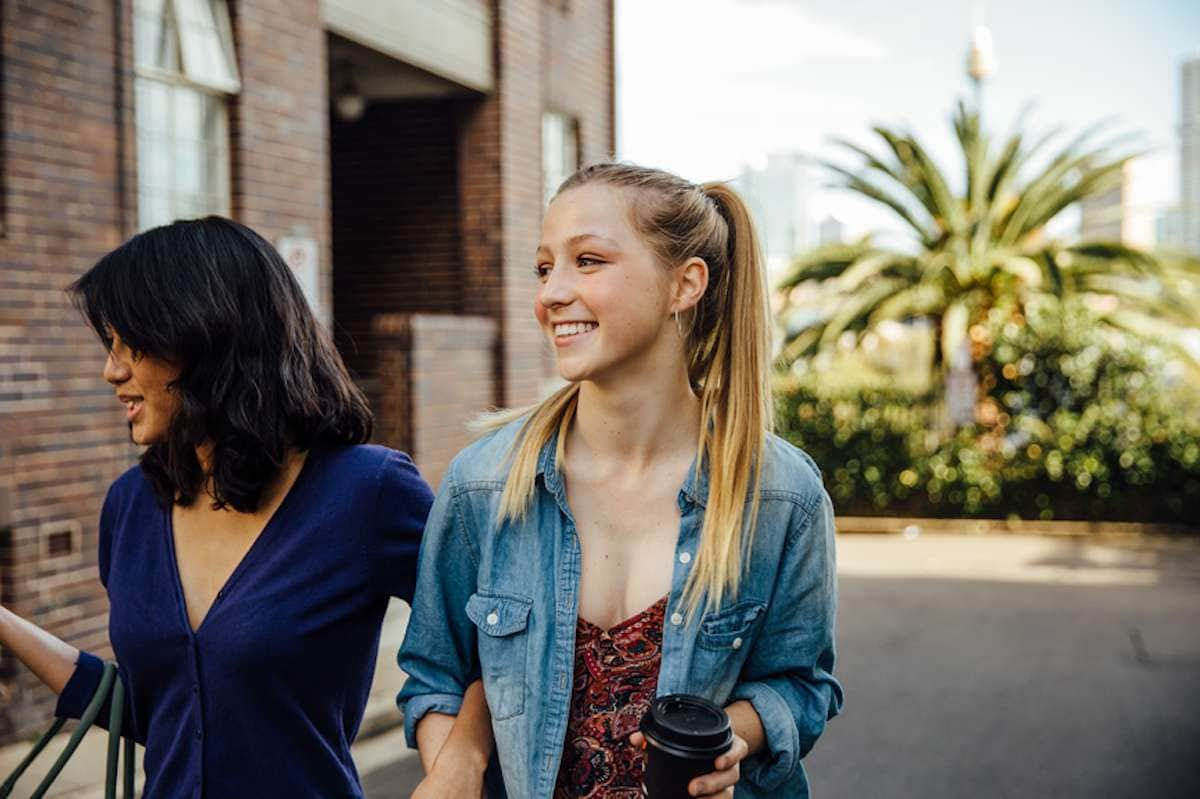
[615,0,1200,242]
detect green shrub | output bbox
[774,306,1200,526]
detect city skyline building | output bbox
[732,153,814,275]
[1078,162,1130,243]
[819,215,846,246]
[1180,57,1200,255]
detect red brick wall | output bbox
[543,0,616,168]
[228,0,331,323]
[0,0,137,739]
[462,0,616,407]
[494,0,548,407]
[409,314,498,490]
[373,314,497,491]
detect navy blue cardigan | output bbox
[56,445,432,798]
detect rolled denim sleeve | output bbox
[730,491,843,790]
[396,461,480,748]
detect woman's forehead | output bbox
[542,184,638,244]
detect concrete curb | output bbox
[837,515,1197,538]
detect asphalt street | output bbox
[364,532,1200,798]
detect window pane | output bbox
[542,112,579,207]
[134,0,180,73]
[174,0,239,92]
[173,89,205,204]
[135,79,172,196]
[135,78,230,231]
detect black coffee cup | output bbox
[640,694,733,798]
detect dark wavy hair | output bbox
[68,216,372,512]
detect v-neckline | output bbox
[578,594,668,637]
[165,449,319,636]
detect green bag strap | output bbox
[105,671,136,799]
[0,662,137,799]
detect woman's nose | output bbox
[538,266,575,308]
[103,350,131,385]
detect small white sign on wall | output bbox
[278,235,321,317]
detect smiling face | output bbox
[534,184,688,386]
[101,331,181,446]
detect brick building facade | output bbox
[0,0,614,743]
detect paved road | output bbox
[364,533,1200,798]
[805,533,1200,799]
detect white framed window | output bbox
[542,112,579,207]
[134,0,240,231]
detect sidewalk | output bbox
[0,721,418,798]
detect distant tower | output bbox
[966,5,996,114]
[1079,161,1132,243]
[1181,57,1200,255]
[732,153,813,275]
[818,215,845,245]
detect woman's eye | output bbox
[578,256,601,267]
[534,264,551,279]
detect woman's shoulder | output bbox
[313,444,430,495]
[758,433,826,509]
[441,415,529,488]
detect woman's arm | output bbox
[412,681,494,797]
[398,458,493,795]
[725,492,843,790]
[0,606,79,693]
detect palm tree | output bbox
[776,101,1197,378]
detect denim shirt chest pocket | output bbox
[466,592,533,721]
[692,600,768,697]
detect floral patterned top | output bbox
[553,596,668,798]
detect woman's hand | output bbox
[630,731,751,798]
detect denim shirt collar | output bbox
[535,429,709,510]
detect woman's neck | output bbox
[571,365,701,471]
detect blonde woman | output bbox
[399,163,843,798]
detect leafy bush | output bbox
[774,306,1200,526]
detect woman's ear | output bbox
[673,256,709,314]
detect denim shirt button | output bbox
[678,552,692,564]
[486,612,499,626]
[732,637,743,650]
[670,611,683,626]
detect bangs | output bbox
[68,227,185,360]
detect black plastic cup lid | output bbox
[640,694,733,759]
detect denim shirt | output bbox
[397,418,843,798]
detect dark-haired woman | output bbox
[0,217,434,797]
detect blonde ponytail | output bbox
[684,182,772,614]
[482,164,773,615]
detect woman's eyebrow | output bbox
[566,233,619,248]
[535,234,619,258]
